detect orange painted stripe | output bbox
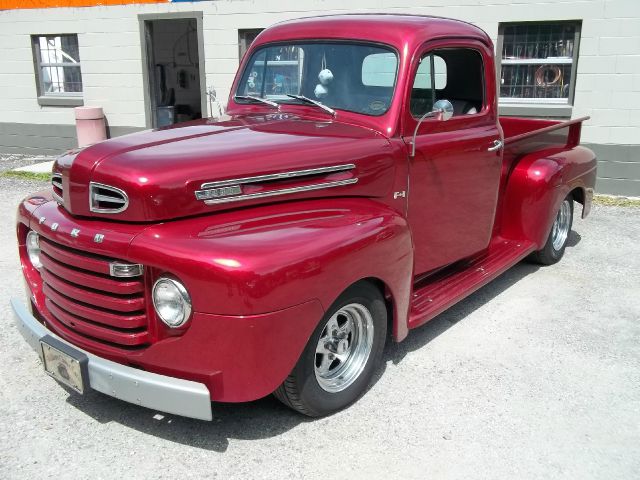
[0,0,164,9]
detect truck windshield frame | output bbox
[235,41,399,117]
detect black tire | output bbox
[530,194,574,265]
[274,281,387,417]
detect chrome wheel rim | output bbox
[551,199,571,251]
[314,303,374,393]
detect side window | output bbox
[410,49,484,118]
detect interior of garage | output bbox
[144,18,203,127]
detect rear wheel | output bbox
[274,282,387,417]
[530,195,574,265]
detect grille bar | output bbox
[51,173,63,204]
[42,270,144,313]
[38,234,149,348]
[40,238,111,275]
[40,253,143,295]
[93,193,127,205]
[43,284,147,329]
[46,299,150,346]
[51,174,63,190]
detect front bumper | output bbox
[11,297,213,421]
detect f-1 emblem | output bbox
[394,191,406,200]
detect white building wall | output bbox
[0,0,639,192]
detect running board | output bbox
[408,238,536,329]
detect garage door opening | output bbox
[141,15,206,128]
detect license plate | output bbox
[40,335,89,394]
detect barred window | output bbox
[498,22,581,105]
[32,34,83,97]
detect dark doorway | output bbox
[142,16,205,128]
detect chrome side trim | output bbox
[11,297,213,421]
[52,192,64,205]
[199,163,356,190]
[51,173,64,205]
[51,174,63,190]
[89,182,129,214]
[195,185,243,201]
[203,178,358,205]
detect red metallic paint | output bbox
[405,38,502,273]
[498,117,596,247]
[127,198,413,317]
[56,117,397,222]
[18,15,597,404]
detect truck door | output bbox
[404,42,503,275]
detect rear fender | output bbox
[501,146,597,248]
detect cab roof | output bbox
[255,14,492,51]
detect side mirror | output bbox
[410,99,454,157]
[431,99,454,121]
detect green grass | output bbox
[593,194,640,207]
[1,170,51,182]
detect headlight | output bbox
[26,231,42,269]
[152,277,192,328]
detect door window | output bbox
[410,49,484,118]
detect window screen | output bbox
[499,21,581,104]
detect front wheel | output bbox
[273,282,387,417]
[530,195,574,265]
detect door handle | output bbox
[488,139,503,152]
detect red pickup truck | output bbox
[13,14,596,420]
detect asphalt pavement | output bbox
[0,160,638,479]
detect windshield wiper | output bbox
[234,95,280,110]
[286,94,336,117]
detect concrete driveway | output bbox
[1,173,638,480]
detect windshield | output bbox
[236,42,398,116]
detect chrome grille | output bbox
[89,182,129,213]
[38,235,149,348]
[51,173,63,204]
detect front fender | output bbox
[501,145,597,248]
[128,197,414,340]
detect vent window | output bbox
[89,182,128,213]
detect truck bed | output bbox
[500,116,589,146]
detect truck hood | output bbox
[53,114,395,222]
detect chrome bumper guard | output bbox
[11,298,213,421]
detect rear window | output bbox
[362,52,398,87]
